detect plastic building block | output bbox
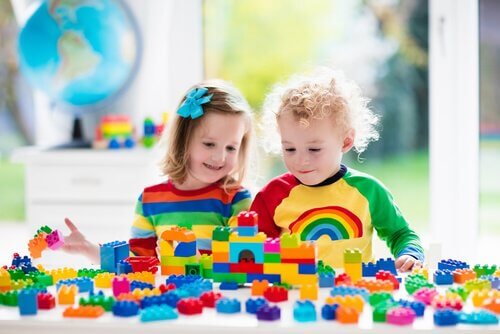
[372,300,399,323]
[369,292,394,307]
[438,259,469,271]
[484,275,500,289]
[326,295,364,313]
[117,260,133,275]
[431,295,464,311]
[0,290,18,306]
[141,291,180,309]
[0,268,12,291]
[140,304,178,322]
[200,291,222,308]
[336,305,359,324]
[464,278,491,294]
[299,284,318,300]
[77,268,105,278]
[459,310,499,325]
[344,249,362,263]
[412,267,428,280]
[100,241,130,273]
[161,226,196,242]
[63,305,105,318]
[216,297,241,314]
[46,230,64,250]
[220,281,239,290]
[470,289,500,307]
[126,271,155,285]
[245,297,268,314]
[398,299,425,317]
[318,272,335,288]
[294,300,317,322]
[256,304,280,321]
[251,279,269,296]
[18,289,38,315]
[80,291,115,311]
[376,258,397,275]
[112,300,139,317]
[212,226,231,241]
[94,272,115,288]
[264,237,280,253]
[386,307,416,325]
[177,297,203,315]
[434,269,453,285]
[175,241,197,257]
[28,235,48,259]
[483,296,500,314]
[57,284,78,305]
[125,256,159,274]
[405,274,434,295]
[37,292,55,310]
[355,279,394,293]
[237,211,258,226]
[434,308,459,326]
[335,273,352,286]
[375,270,400,289]
[112,276,130,297]
[321,303,339,320]
[57,277,93,293]
[280,233,300,248]
[453,268,476,284]
[263,286,288,302]
[330,285,369,301]
[473,264,497,277]
[362,262,378,277]
[185,263,202,276]
[130,280,154,291]
[413,287,439,305]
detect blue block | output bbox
[438,259,469,271]
[237,226,257,237]
[174,241,197,257]
[246,273,281,284]
[213,262,230,273]
[166,274,202,288]
[112,300,140,317]
[434,269,453,285]
[230,242,264,263]
[483,275,500,289]
[220,282,239,290]
[434,309,460,326]
[130,280,154,291]
[117,260,133,275]
[459,310,498,325]
[177,280,212,297]
[398,299,425,317]
[57,277,93,293]
[245,297,268,314]
[298,263,316,274]
[100,240,129,273]
[376,258,397,275]
[321,303,338,320]
[140,305,178,322]
[293,300,317,322]
[330,286,369,301]
[18,289,37,315]
[362,262,378,277]
[318,272,334,288]
[216,297,241,313]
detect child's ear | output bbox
[342,129,355,153]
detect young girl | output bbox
[63,80,254,262]
[251,68,424,272]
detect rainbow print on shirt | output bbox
[289,206,363,241]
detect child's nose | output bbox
[212,149,225,163]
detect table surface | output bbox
[0,275,498,334]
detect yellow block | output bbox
[159,240,174,256]
[94,273,115,288]
[344,262,362,282]
[229,232,267,243]
[212,241,229,253]
[264,263,298,276]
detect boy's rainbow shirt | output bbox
[131,180,251,255]
[250,165,423,267]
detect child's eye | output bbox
[284,148,296,153]
[226,146,237,152]
[203,142,215,148]
[309,148,321,152]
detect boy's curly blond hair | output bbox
[261,68,379,153]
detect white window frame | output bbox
[429,0,479,261]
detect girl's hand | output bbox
[395,254,422,272]
[61,218,100,263]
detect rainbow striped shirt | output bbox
[131,180,251,255]
[250,165,424,267]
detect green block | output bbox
[35,225,52,237]
[80,295,115,311]
[273,282,292,290]
[199,254,213,269]
[369,292,393,307]
[78,268,106,278]
[343,248,362,263]
[162,256,197,266]
[473,264,497,277]
[8,269,25,280]
[447,286,470,301]
[212,272,247,284]
[212,226,231,241]
[264,253,281,263]
[202,269,213,279]
[185,264,201,276]
[142,136,156,148]
[317,260,335,274]
[280,233,299,248]
[0,291,18,306]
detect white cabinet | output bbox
[12,148,163,240]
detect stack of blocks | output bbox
[344,249,362,282]
[159,227,198,275]
[100,241,130,273]
[211,211,318,285]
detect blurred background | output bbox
[0,0,497,264]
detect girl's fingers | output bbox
[64,218,79,233]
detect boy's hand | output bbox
[61,218,100,263]
[395,254,422,272]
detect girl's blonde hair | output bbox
[160,80,253,191]
[262,68,379,153]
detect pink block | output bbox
[46,230,64,250]
[264,238,280,253]
[413,287,439,305]
[112,276,130,297]
[387,307,416,325]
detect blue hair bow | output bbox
[177,87,213,119]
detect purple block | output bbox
[256,305,280,321]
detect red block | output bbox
[200,291,222,308]
[230,262,263,274]
[335,273,352,286]
[177,298,203,315]
[375,270,400,289]
[281,258,315,264]
[125,256,159,274]
[237,211,258,227]
[263,286,288,303]
[38,293,55,310]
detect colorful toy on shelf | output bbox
[93,114,135,149]
[142,112,168,148]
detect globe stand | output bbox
[50,116,91,149]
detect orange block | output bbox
[280,242,316,259]
[160,226,196,242]
[28,235,48,258]
[58,285,78,305]
[453,268,476,284]
[161,265,184,276]
[300,284,318,301]
[483,297,500,314]
[63,305,105,318]
[325,295,364,313]
[212,252,229,262]
[251,279,269,296]
[116,292,141,302]
[337,305,360,324]
[355,279,394,293]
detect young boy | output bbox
[251,69,424,271]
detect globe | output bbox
[18,0,141,108]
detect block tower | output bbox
[159,226,198,275]
[344,248,362,282]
